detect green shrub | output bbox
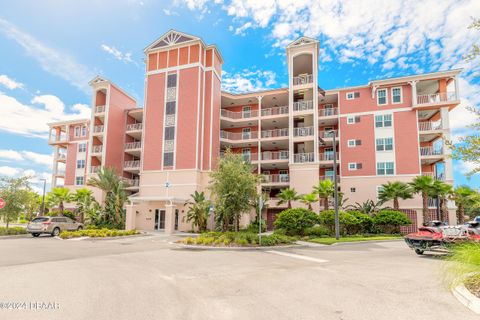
[319,210,362,235]
[372,210,411,234]
[245,218,267,233]
[0,226,27,236]
[348,211,373,234]
[236,238,248,246]
[304,225,330,237]
[274,208,320,236]
[60,228,138,239]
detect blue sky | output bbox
[0,0,479,193]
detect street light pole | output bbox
[40,178,47,216]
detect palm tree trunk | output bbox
[324,197,329,211]
[393,198,399,210]
[59,201,64,216]
[288,200,291,209]
[318,199,322,212]
[440,197,448,222]
[422,192,428,225]
[458,204,465,224]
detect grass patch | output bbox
[179,231,296,247]
[307,234,403,245]
[59,228,139,239]
[0,226,27,236]
[445,242,480,297]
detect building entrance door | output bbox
[154,209,166,230]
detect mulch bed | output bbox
[465,274,480,298]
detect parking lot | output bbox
[0,234,475,320]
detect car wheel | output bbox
[77,226,83,231]
[52,227,60,237]
[415,249,424,255]
[32,233,40,237]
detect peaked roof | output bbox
[286,36,319,48]
[144,30,201,52]
[88,75,108,86]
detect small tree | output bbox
[184,191,210,232]
[410,175,435,224]
[73,188,97,223]
[23,190,42,221]
[452,186,477,224]
[276,188,301,209]
[300,193,317,211]
[47,187,72,216]
[430,180,453,222]
[274,208,319,236]
[313,180,334,211]
[0,176,31,228]
[378,181,413,210]
[209,149,259,231]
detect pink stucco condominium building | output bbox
[48,30,461,234]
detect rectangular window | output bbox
[347,116,355,124]
[346,92,354,100]
[376,162,385,175]
[78,143,86,153]
[392,87,402,104]
[375,114,392,128]
[377,89,387,105]
[163,152,174,167]
[81,126,87,137]
[375,115,383,128]
[348,163,358,171]
[166,101,176,115]
[376,138,385,151]
[75,176,84,186]
[167,74,177,88]
[76,160,85,169]
[377,162,394,175]
[164,127,175,140]
[354,92,360,98]
[74,126,80,137]
[348,139,356,147]
[385,138,393,151]
[386,162,394,175]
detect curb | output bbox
[452,284,480,314]
[0,234,30,239]
[309,238,404,246]
[171,242,305,251]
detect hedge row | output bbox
[59,228,138,239]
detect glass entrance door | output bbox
[154,209,166,230]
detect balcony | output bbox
[261,151,289,161]
[125,141,142,150]
[221,109,259,120]
[318,153,338,162]
[293,100,313,112]
[57,153,66,161]
[92,145,103,154]
[49,135,68,145]
[124,160,141,170]
[261,128,288,139]
[293,74,313,86]
[420,146,443,157]
[90,166,100,173]
[126,123,143,131]
[126,179,140,189]
[293,152,315,163]
[242,153,258,163]
[262,174,290,184]
[417,92,457,105]
[93,125,104,134]
[220,130,258,141]
[56,170,65,176]
[319,175,340,183]
[319,108,338,117]
[422,171,445,181]
[318,130,338,139]
[293,126,314,138]
[95,105,105,114]
[418,121,442,131]
[261,106,288,117]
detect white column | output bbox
[440,106,450,130]
[441,106,454,181]
[257,96,262,173]
[454,75,460,100]
[164,204,176,235]
[409,80,418,105]
[312,47,319,163]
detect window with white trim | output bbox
[376,162,394,175]
[347,116,361,124]
[78,143,86,153]
[392,87,402,104]
[74,126,80,137]
[75,176,84,186]
[348,163,362,171]
[377,89,387,105]
[375,138,393,151]
[76,160,85,169]
[346,92,360,100]
[81,126,87,137]
[375,114,392,128]
[348,139,362,147]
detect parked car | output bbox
[475,216,480,222]
[26,216,83,237]
[404,221,480,255]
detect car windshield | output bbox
[31,217,49,223]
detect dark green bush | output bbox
[274,208,320,236]
[372,210,411,234]
[304,225,330,237]
[245,218,267,233]
[348,210,374,233]
[0,226,27,236]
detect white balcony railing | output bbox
[126,179,140,187]
[221,109,259,120]
[241,153,258,162]
[293,100,314,112]
[125,141,142,150]
[126,123,143,131]
[124,160,141,169]
[420,147,444,156]
[261,128,289,139]
[293,126,314,137]
[57,153,66,160]
[56,170,65,176]
[92,145,103,154]
[263,174,290,184]
[293,153,315,163]
[319,108,338,117]
[417,92,457,105]
[319,175,340,182]
[318,153,338,161]
[293,74,313,86]
[422,172,445,181]
[261,151,289,161]
[220,130,258,141]
[93,125,104,134]
[318,130,338,139]
[95,105,105,113]
[418,121,442,131]
[261,106,289,116]
[90,166,100,173]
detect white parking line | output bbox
[265,250,329,263]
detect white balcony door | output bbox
[325,104,334,116]
[243,106,251,118]
[279,170,288,182]
[242,127,251,140]
[325,148,334,160]
[242,148,251,161]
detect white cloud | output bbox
[456,160,480,176]
[235,22,252,35]
[101,44,134,63]
[163,9,179,16]
[0,166,21,176]
[0,18,94,93]
[0,150,53,167]
[0,91,90,138]
[0,75,23,90]
[0,150,24,161]
[222,68,277,93]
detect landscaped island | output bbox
[180,231,295,247]
[59,228,139,239]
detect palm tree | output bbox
[313,180,334,211]
[430,180,453,222]
[300,193,317,211]
[378,181,413,210]
[277,188,301,208]
[410,175,435,224]
[452,186,477,224]
[346,199,383,215]
[73,188,97,223]
[184,191,211,232]
[47,187,72,216]
[88,167,128,226]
